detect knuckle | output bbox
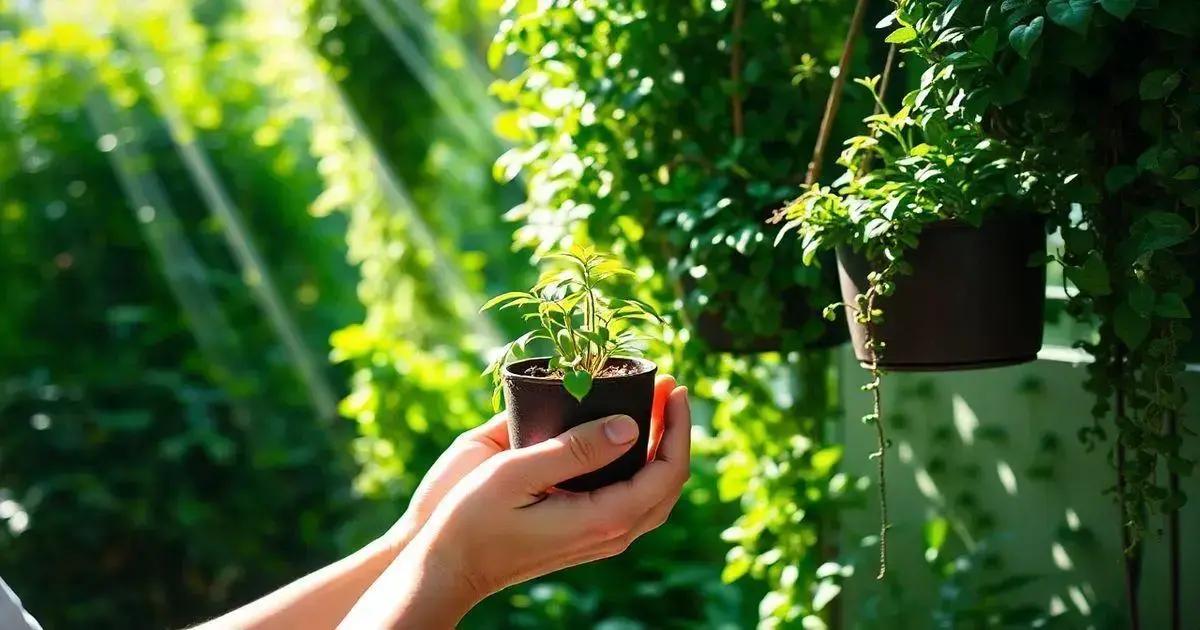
[565,433,597,467]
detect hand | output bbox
[342,377,691,629]
[383,413,513,548]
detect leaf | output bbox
[1128,283,1155,317]
[1155,293,1190,318]
[1128,212,1191,255]
[1100,0,1136,20]
[1047,0,1094,34]
[1105,165,1137,192]
[1008,17,1044,58]
[1140,69,1182,100]
[563,370,593,402]
[1066,252,1111,295]
[812,579,841,612]
[1114,301,1151,349]
[481,291,532,311]
[885,26,917,44]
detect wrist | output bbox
[341,529,481,630]
[379,512,422,555]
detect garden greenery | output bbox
[483,246,660,403]
[493,0,875,624]
[888,0,1198,546]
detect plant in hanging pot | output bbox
[774,76,1049,372]
[483,246,663,492]
[490,0,872,355]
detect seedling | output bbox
[482,245,661,409]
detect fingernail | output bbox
[603,415,638,444]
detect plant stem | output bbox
[805,0,870,185]
[730,0,746,139]
[1114,347,1142,630]
[865,289,889,580]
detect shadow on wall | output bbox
[836,351,1199,628]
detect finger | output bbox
[577,387,691,516]
[499,414,640,492]
[655,386,691,464]
[627,488,682,540]
[646,375,676,462]
[458,412,511,452]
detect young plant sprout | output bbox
[482,246,661,408]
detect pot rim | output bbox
[502,356,657,384]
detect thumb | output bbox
[503,415,640,491]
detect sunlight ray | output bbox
[136,61,340,421]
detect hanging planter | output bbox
[683,248,847,354]
[502,356,657,492]
[837,214,1047,371]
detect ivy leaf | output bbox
[562,370,593,402]
[1067,252,1111,295]
[1128,212,1191,255]
[1008,17,1044,58]
[1100,0,1136,20]
[1155,293,1190,319]
[1128,283,1155,317]
[885,26,918,43]
[1140,69,1182,100]
[1047,0,1094,34]
[1114,302,1151,349]
[1104,165,1137,192]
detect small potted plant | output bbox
[483,246,662,492]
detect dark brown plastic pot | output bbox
[683,251,848,354]
[837,214,1047,371]
[502,357,657,492]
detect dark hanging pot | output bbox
[502,357,657,492]
[837,213,1047,371]
[683,250,848,354]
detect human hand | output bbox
[383,413,513,549]
[341,377,691,629]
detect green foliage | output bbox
[484,245,660,404]
[492,0,876,624]
[491,0,872,350]
[895,0,1197,542]
[0,2,362,627]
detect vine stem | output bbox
[865,289,889,579]
[1114,347,1141,630]
[730,0,746,139]
[804,0,870,184]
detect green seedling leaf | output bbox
[1008,17,1043,58]
[481,291,533,311]
[563,370,593,402]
